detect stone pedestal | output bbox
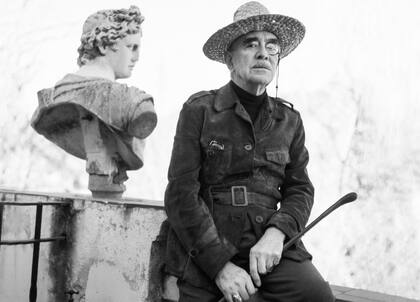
[88,175,125,199]
[78,109,127,198]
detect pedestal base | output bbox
[88,175,125,199]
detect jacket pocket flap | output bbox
[266,150,290,164]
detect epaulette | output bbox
[274,97,295,111]
[186,90,215,104]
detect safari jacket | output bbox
[164,83,314,288]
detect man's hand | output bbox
[249,227,285,287]
[215,261,257,302]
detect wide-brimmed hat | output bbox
[203,1,305,63]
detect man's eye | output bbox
[266,43,280,54]
[246,42,258,48]
[266,44,275,51]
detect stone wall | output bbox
[0,188,165,302]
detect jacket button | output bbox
[255,215,264,224]
[244,144,253,151]
[188,248,198,257]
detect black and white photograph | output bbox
[0,1,419,301]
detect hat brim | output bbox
[203,14,305,63]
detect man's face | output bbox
[226,31,279,92]
[104,32,142,79]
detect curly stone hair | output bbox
[77,5,145,66]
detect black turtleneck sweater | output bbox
[230,81,266,123]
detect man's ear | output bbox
[225,52,234,71]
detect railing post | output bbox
[0,193,4,245]
[0,203,3,244]
[29,204,43,302]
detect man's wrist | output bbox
[265,227,286,242]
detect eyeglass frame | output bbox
[239,37,281,56]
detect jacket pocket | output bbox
[266,149,290,165]
[202,139,232,183]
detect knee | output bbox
[301,280,335,302]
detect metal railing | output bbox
[0,195,71,302]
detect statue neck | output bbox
[75,58,115,81]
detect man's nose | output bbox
[256,45,269,60]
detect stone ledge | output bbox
[0,186,163,209]
[331,285,419,302]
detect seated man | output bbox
[164,1,334,302]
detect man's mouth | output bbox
[252,64,271,70]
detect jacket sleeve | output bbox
[266,113,314,240]
[164,102,238,280]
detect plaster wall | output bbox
[0,189,166,302]
[0,190,67,302]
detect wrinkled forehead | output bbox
[229,30,279,50]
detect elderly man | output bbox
[164,2,334,301]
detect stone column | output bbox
[78,109,126,199]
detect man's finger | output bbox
[238,286,250,301]
[257,255,267,275]
[266,256,275,273]
[245,274,257,296]
[249,254,261,287]
[223,292,233,302]
[266,262,273,273]
[273,255,281,266]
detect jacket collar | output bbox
[214,82,285,120]
[214,83,238,112]
[268,97,286,120]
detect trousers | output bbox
[177,258,335,302]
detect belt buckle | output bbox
[231,186,248,206]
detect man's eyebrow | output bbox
[267,38,280,44]
[241,37,279,45]
[242,37,259,44]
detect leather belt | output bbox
[210,186,278,209]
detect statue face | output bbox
[103,32,142,79]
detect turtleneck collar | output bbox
[230,80,267,103]
[230,80,267,122]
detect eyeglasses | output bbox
[244,40,281,56]
[265,42,281,56]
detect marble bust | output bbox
[31,6,157,198]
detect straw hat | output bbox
[203,1,305,63]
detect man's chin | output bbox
[249,76,272,86]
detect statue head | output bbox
[77,5,145,79]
